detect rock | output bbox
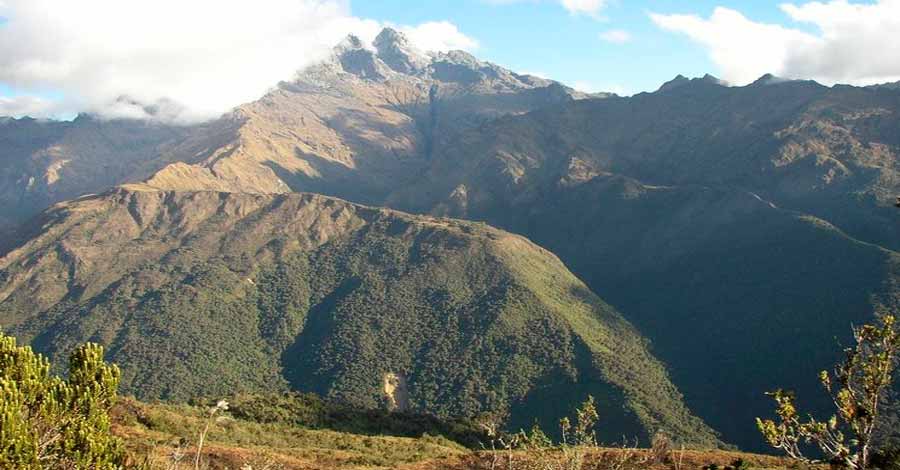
[374,28,428,75]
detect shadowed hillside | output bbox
[0,187,718,446]
[385,77,900,449]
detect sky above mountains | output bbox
[1,0,898,122]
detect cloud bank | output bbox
[0,0,477,122]
[651,0,900,86]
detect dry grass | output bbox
[111,399,802,470]
[112,398,467,470]
[456,447,800,470]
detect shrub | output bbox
[650,430,672,464]
[0,331,126,469]
[757,315,900,470]
[228,392,487,448]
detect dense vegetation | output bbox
[0,329,860,470]
[224,392,487,447]
[508,179,900,450]
[0,331,766,469]
[0,332,126,469]
[0,333,480,469]
[0,189,719,446]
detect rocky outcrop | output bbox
[374,28,429,75]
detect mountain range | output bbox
[0,28,898,451]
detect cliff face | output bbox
[0,187,719,446]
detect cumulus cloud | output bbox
[0,0,477,122]
[599,29,632,44]
[650,0,900,86]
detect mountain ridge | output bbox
[2,29,900,452]
[381,73,900,449]
[0,27,596,233]
[0,185,720,447]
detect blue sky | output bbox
[352,1,816,95]
[1,0,897,120]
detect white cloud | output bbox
[485,0,607,17]
[0,95,55,117]
[779,0,900,85]
[0,0,477,122]
[401,21,479,52]
[650,7,816,86]
[650,1,900,86]
[560,0,606,16]
[599,29,632,44]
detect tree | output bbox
[0,331,126,469]
[757,315,900,469]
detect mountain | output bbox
[0,115,191,234]
[0,187,719,446]
[4,26,900,451]
[384,75,900,450]
[392,75,900,247]
[136,29,594,202]
[0,28,594,236]
[868,80,900,90]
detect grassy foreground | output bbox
[111,398,792,470]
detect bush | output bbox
[650,430,672,464]
[227,392,488,448]
[757,315,900,470]
[0,331,126,469]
